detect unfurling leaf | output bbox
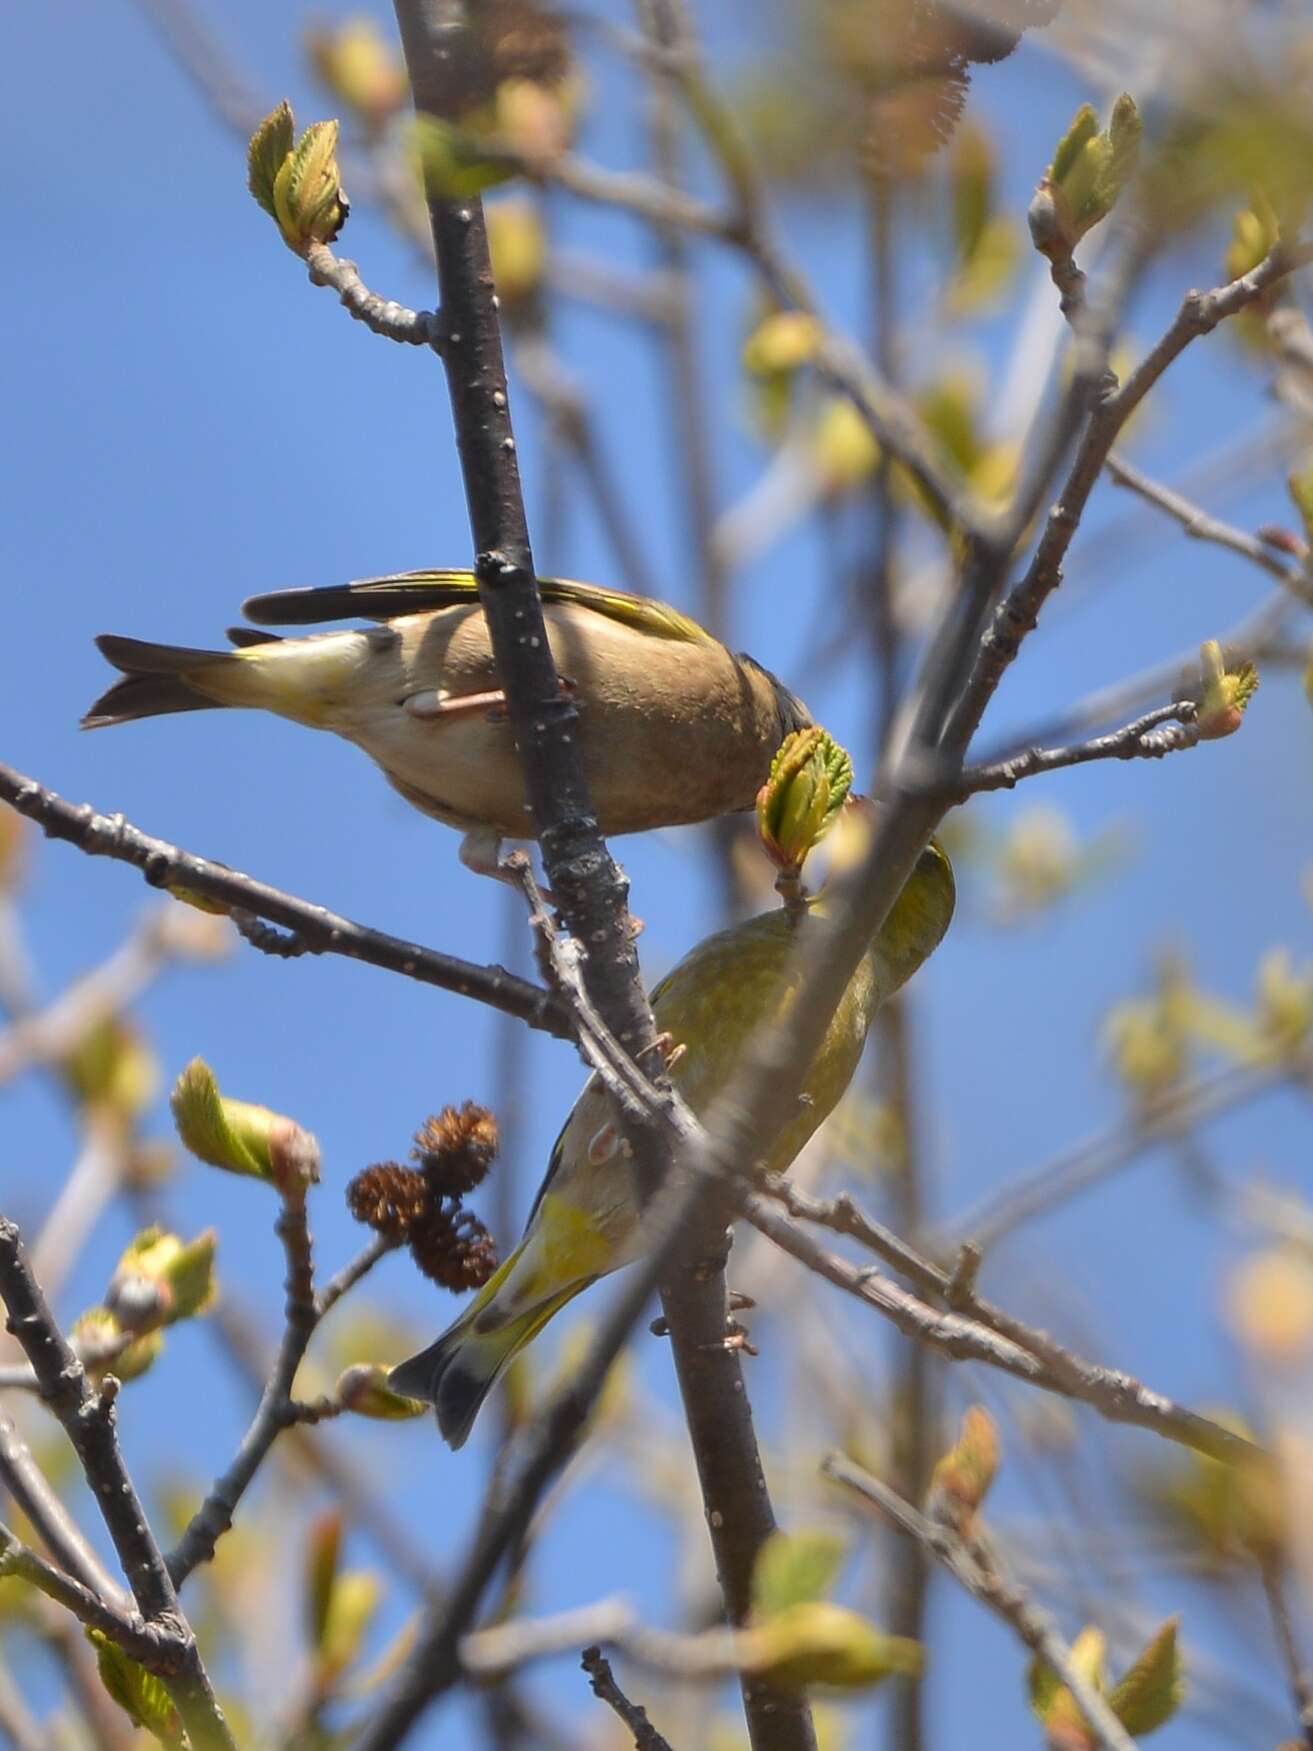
[273,118,349,249]
[1031,94,1141,258]
[336,1362,426,1420]
[412,113,517,200]
[752,1530,846,1619]
[927,1406,999,1532]
[756,728,855,876]
[88,1630,182,1744]
[170,1058,320,1194]
[306,19,408,124]
[1028,1624,1106,1748]
[60,1014,158,1127]
[1192,639,1258,740]
[739,1602,922,1691]
[319,1570,383,1684]
[105,1227,217,1333]
[305,1511,343,1654]
[1108,1618,1185,1735]
[247,101,295,218]
[70,1307,163,1384]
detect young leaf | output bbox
[752,1530,846,1619]
[170,1058,320,1194]
[247,101,295,217]
[740,1601,922,1691]
[88,1631,183,1746]
[1108,1617,1185,1735]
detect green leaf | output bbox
[282,118,348,245]
[247,101,295,218]
[1051,104,1099,187]
[88,1631,182,1745]
[170,1058,320,1193]
[319,1569,382,1683]
[1109,1618,1185,1736]
[412,113,517,200]
[755,727,855,874]
[752,1530,846,1618]
[740,1602,922,1692]
[927,1406,999,1529]
[305,1511,343,1654]
[1095,94,1143,218]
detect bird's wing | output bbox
[242,570,714,644]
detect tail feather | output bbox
[82,635,230,729]
[390,1279,593,1450]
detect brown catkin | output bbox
[346,1163,431,1240]
[412,1102,499,1197]
[408,1206,500,1293]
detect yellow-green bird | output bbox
[390,838,955,1447]
[82,571,811,878]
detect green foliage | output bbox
[752,1530,846,1618]
[247,103,348,253]
[740,1602,922,1692]
[1031,93,1142,257]
[927,1406,998,1531]
[88,1631,183,1746]
[756,728,854,876]
[171,1058,320,1193]
[1029,1619,1185,1745]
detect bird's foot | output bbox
[460,833,560,909]
[637,1031,686,1073]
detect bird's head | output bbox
[739,654,814,741]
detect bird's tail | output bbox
[82,636,233,729]
[389,1255,590,1449]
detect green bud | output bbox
[927,1406,999,1533]
[1032,94,1141,257]
[1194,639,1258,740]
[106,1227,217,1334]
[335,1362,426,1421]
[756,728,854,874]
[171,1058,320,1195]
[273,118,349,250]
[739,1602,922,1692]
[412,113,516,200]
[1108,1618,1185,1736]
[70,1308,163,1384]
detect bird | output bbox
[389,835,955,1447]
[82,570,812,879]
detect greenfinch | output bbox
[82,571,811,878]
[390,837,955,1447]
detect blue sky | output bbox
[4,2,1311,1746]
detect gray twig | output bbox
[755,1180,1255,1465]
[954,701,1200,798]
[1260,1560,1313,1748]
[304,241,446,348]
[581,1645,676,1751]
[823,1454,1137,1751]
[0,1218,235,1748]
[0,762,569,1039]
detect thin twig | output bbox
[823,1454,1137,1751]
[166,1191,319,1586]
[303,241,446,348]
[581,1645,676,1751]
[1260,1560,1313,1749]
[0,1219,235,1748]
[1107,451,1313,604]
[0,762,569,1038]
[954,701,1200,797]
[942,1056,1296,1253]
[0,1521,179,1667]
[0,1405,127,1605]
[745,1190,1260,1463]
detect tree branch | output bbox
[0,762,569,1038]
[752,1181,1255,1464]
[953,701,1200,797]
[0,1218,235,1749]
[0,1405,127,1605]
[580,1646,676,1751]
[1260,1559,1313,1749]
[303,241,447,348]
[822,1454,1137,1751]
[0,1521,181,1668]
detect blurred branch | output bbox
[823,1454,1137,1751]
[303,241,447,348]
[131,0,263,135]
[165,1203,391,1587]
[945,239,1313,752]
[742,1187,1255,1464]
[0,1218,235,1748]
[1108,450,1313,602]
[943,1055,1302,1253]
[0,763,570,1039]
[0,1405,127,1605]
[1260,1560,1313,1749]
[580,1645,675,1751]
[953,700,1200,797]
